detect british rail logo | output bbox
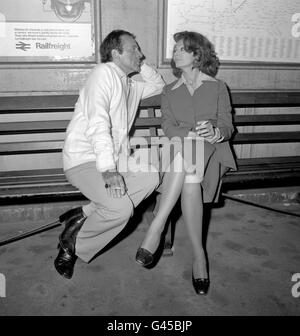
[16,41,31,51]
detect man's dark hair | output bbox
[100,30,136,63]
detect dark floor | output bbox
[0,189,299,316]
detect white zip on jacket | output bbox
[63,62,165,173]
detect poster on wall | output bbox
[0,0,96,62]
[162,0,300,65]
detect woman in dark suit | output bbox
[136,31,236,295]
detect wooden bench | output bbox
[1,91,300,206]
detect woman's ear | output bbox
[193,58,201,69]
[193,51,202,68]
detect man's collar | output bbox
[108,62,127,79]
[171,71,216,91]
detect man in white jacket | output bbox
[54,30,165,279]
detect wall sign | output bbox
[0,0,97,63]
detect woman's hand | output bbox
[195,120,215,138]
[195,120,222,144]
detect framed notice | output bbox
[0,0,98,63]
[161,0,300,66]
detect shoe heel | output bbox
[59,212,68,223]
[59,211,71,223]
[192,274,210,295]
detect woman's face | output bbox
[173,39,196,70]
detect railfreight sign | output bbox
[0,0,95,62]
[0,22,93,59]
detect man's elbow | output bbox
[155,81,165,94]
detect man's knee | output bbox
[112,199,134,223]
[94,197,134,225]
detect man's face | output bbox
[114,35,143,75]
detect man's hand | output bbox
[102,169,127,198]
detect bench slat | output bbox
[140,91,300,108]
[0,95,78,112]
[0,141,64,154]
[1,131,300,155]
[1,91,300,112]
[232,131,300,144]
[0,168,64,178]
[234,114,300,125]
[1,114,300,135]
[237,156,300,165]
[0,121,69,134]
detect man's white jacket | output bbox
[63,62,165,172]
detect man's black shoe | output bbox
[59,210,86,254]
[54,246,77,279]
[59,207,84,227]
[54,208,86,279]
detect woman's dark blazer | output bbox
[160,77,237,202]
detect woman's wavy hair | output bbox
[171,31,220,78]
[100,29,135,63]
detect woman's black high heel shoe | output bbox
[136,232,165,267]
[135,247,154,267]
[192,274,210,295]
